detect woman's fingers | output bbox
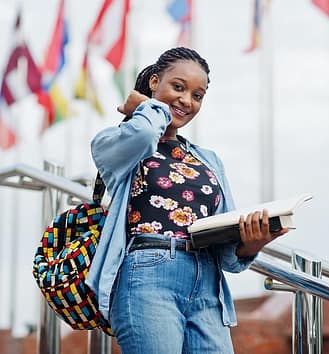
[117,105,125,114]
[239,215,246,242]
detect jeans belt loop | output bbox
[185,240,192,252]
[126,236,136,255]
[170,237,176,259]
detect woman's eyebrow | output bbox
[172,77,206,92]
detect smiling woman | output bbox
[86,46,289,354]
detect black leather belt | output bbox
[128,237,204,253]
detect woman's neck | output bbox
[163,129,178,141]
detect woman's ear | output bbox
[149,74,159,93]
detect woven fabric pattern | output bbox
[33,201,112,335]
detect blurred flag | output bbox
[88,0,130,71]
[0,10,42,147]
[74,53,104,115]
[312,0,329,16]
[0,12,42,106]
[38,0,71,129]
[167,0,192,47]
[0,103,16,149]
[75,0,130,110]
[40,0,69,90]
[244,0,262,53]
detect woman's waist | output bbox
[127,233,208,254]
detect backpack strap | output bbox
[92,172,106,204]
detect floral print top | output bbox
[127,139,221,239]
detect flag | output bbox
[74,53,104,115]
[0,13,42,106]
[88,0,130,71]
[244,0,262,53]
[38,0,71,128]
[167,0,192,47]
[312,0,329,16]
[41,0,69,90]
[74,0,130,110]
[0,104,16,149]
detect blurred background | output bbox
[0,0,328,338]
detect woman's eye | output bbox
[193,93,203,101]
[173,83,183,91]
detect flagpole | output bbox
[123,1,135,98]
[259,0,274,202]
[187,0,199,145]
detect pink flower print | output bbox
[205,169,216,178]
[146,161,160,168]
[164,230,175,237]
[173,231,189,239]
[215,194,220,207]
[149,195,164,208]
[170,163,200,180]
[163,198,178,210]
[209,177,218,185]
[169,171,185,184]
[182,190,194,202]
[156,177,173,189]
[169,206,197,227]
[201,185,213,195]
[135,223,156,234]
[151,221,163,232]
[200,205,208,217]
[153,152,166,160]
[182,154,201,165]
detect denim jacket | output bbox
[86,99,255,327]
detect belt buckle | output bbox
[185,240,193,252]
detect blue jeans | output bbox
[109,236,234,354]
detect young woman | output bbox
[86,47,288,354]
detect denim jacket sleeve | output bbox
[91,99,172,193]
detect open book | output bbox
[187,193,313,248]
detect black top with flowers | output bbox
[127,139,221,239]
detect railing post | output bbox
[37,161,63,354]
[88,330,112,354]
[292,251,323,354]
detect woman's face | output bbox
[149,60,208,136]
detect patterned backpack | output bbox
[32,174,113,336]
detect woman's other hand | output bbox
[236,209,289,258]
[117,90,149,116]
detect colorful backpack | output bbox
[32,174,113,336]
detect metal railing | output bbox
[251,245,329,353]
[0,162,111,354]
[1,162,329,354]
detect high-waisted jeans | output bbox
[109,236,234,354]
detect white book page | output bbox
[188,193,313,233]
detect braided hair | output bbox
[122,47,210,122]
[134,47,210,98]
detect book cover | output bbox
[188,193,313,248]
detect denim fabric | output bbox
[110,238,234,354]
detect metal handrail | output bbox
[262,243,329,278]
[251,252,329,300]
[1,163,329,353]
[0,163,109,354]
[0,163,92,201]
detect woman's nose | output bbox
[178,92,192,107]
